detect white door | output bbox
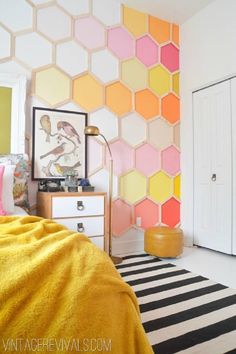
[231,77,236,255]
[193,80,232,254]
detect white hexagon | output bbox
[89,169,118,198]
[0,26,11,59]
[92,0,121,26]
[121,113,147,147]
[91,49,119,83]
[89,108,118,142]
[30,0,53,4]
[0,0,33,32]
[37,5,71,41]
[57,0,89,16]
[15,33,52,69]
[56,40,88,77]
[0,60,31,78]
[88,138,104,175]
[149,118,173,149]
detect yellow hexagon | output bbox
[149,171,172,203]
[35,67,70,106]
[121,59,147,91]
[120,170,147,204]
[73,74,103,111]
[172,72,179,96]
[123,6,147,37]
[149,65,171,96]
[174,174,181,200]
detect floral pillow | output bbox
[0,154,30,212]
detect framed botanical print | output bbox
[32,107,87,180]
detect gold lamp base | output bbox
[111,255,123,265]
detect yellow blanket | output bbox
[0,216,153,354]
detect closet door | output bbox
[231,77,236,255]
[193,80,232,254]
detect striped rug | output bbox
[116,253,236,354]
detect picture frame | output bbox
[32,107,88,180]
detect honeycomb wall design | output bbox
[0,0,180,236]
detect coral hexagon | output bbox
[106,82,132,116]
[135,143,160,176]
[135,198,159,229]
[112,199,132,236]
[135,89,160,119]
[73,74,103,111]
[161,43,179,72]
[162,197,180,227]
[108,27,134,60]
[162,93,180,124]
[136,35,159,67]
[161,146,180,176]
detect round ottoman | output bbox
[144,226,183,258]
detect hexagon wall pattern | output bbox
[0,0,180,241]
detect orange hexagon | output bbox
[73,74,103,111]
[106,82,132,116]
[149,16,170,44]
[162,93,180,124]
[135,89,160,120]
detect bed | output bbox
[0,215,153,354]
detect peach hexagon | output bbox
[120,170,147,204]
[0,0,32,32]
[34,67,70,106]
[15,32,52,69]
[93,0,121,26]
[174,174,181,200]
[57,0,89,16]
[91,49,119,83]
[173,123,180,148]
[161,197,180,227]
[88,138,103,176]
[148,118,173,149]
[149,171,172,203]
[121,113,147,147]
[135,89,160,120]
[149,16,170,44]
[162,145,180,176]
[112,199,132,236]
[89,108,118,142]
[172,72,179,96]
[37,5,71,41]
[121,58,147,91]
[149,65,171,96]
[73,74,103,111]
[136,35,159,67]
[89,168,118,198]
[56,40,88,77]
[135,198,159,229]
[135,143,160,176]
[105,82,132,116]
[161,43,179,72]
[108,27,134,60]
[75,16,105,50]
[0,26,11,60]
[105,140,134,176]
[123,6,147,37]
[162,93,180,124]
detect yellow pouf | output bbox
[144,226,183,258]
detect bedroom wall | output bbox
[0,0,180,253]
[181,0,236,245]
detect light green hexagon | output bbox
[149,65,171,96]
[121,58,147,91]
[149,171,173,203]
[120,170,147,204]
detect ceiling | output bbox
[115,0,216,24]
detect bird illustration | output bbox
[40,115,51,143]
[57,121,81,144]
[40,142,66,159]
[54,161,81,175]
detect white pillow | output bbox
[0,164,16,214]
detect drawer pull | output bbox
[77,201,84,211]
[77,223,85,233]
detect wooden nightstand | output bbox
[37,192,107,252]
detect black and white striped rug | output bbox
[116,253,236,354]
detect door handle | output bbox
[77,223,85,233]
[211,173,216,182]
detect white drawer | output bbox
[52,196,104,218]
[57,216,104,237]
[90,236,104,250]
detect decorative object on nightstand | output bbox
[84,126,122,265]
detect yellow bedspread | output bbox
[0,216,153,354]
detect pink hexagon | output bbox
[161,43,179,72]
[112,199,132,236]
[136,35,159,67]
[135,199,159,229]
[161,198,180,227]
[162,146,180,176]
[75,16,105,50]
[105,140,134,176]
[135,143,160,176]
[108,27,134,60]
[88,138,103,175]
